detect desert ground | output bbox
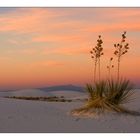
[0,89,140,133]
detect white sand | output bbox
[0,89,140,132]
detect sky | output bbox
[0,8,139,90]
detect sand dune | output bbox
[0,89,139,132]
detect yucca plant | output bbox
[71,79,136,117]
[71,31,138,118]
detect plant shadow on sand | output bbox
[71,105,140,119]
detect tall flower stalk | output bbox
[114,31,129,81]
[97,35,104,82]
[90,50,98,83]
[107,57,114,80]
[90,35,104,82]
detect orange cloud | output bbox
[0,9,41,33]
[0,8,84,35]
[0,8,66,34]
[32,33,84,43]
[84,22,140,33]
[31,60,64,67]
[41,46,89,56]
[94,8,140,19]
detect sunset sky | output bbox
[0,8,140,90]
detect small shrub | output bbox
[72,79,137,117]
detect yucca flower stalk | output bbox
[90,50,98,83]
[97,35,104,82]
[114,31,129,81]
[90,35,104,82]
[107,57,114,80]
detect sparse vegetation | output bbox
[72,32,138,117]
[4,96,87,103]
[72,79,137,117]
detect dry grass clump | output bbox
[71,79,138,118]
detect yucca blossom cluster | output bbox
[90,35,104,82]
[114,31,129,81]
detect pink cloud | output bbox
[84,22,140,33]
[42,46,89,56]
[0,8,84,35]
[32,34,83,43]
[0,8,68,34]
